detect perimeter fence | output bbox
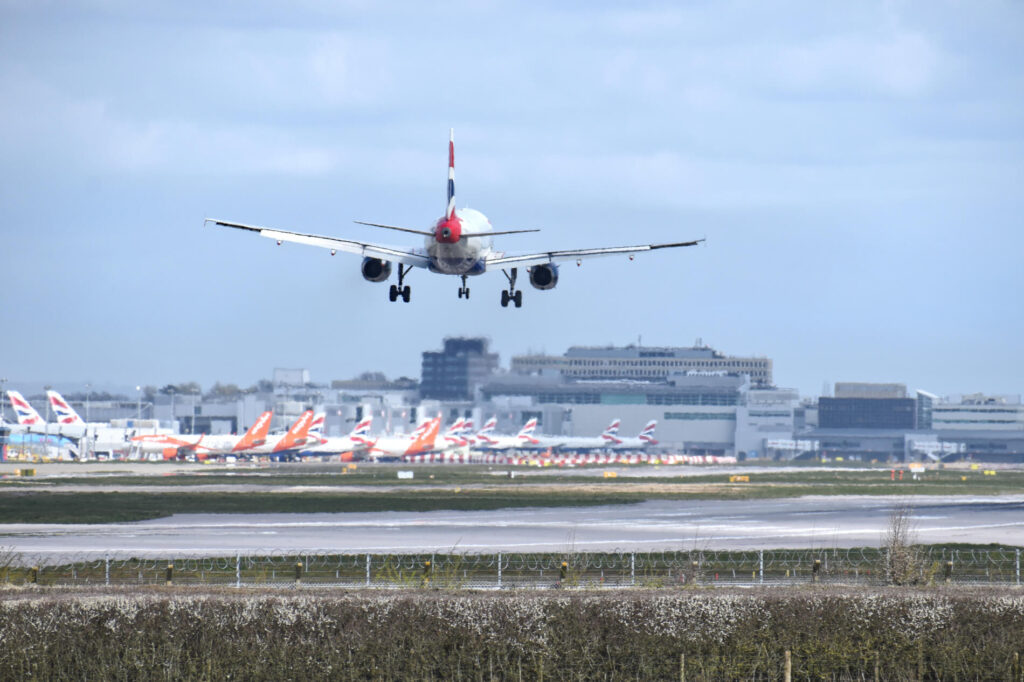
[2,547,1021,589]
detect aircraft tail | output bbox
[638,419,658,445]
[446,128,456,220]
[410,416,441,453]
[46,390,85,426]
[478,416,497,436]
[6,391,45,426]
[308,411,327,443]
[273,410,314,452]
[232,411,273,452]
[349,415,373,438]
[601,419,622,444]
[517,418,538,438]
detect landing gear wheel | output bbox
[389,285,398,302]
[389,265,413,303]
[501,268,521,309]
[458,275,470,300]
[401,285,411,303]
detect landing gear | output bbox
[389,265,412,303]
[457,275,470,299]
[500,268,523,308]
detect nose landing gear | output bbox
[500,268,523,308]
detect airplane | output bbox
[298,415,374,459]
[244,410,317,459]
[6,390,48,430]
[602,420,659,450]
[361,416,441,460]
[436,417,471,452]
[206,130,704,308]
[473,418,540,451]
[549,419,622,452]
[131,410,273,460]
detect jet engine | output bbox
[361,257,392,283]
[529,264,559,290]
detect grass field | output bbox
[0,465,1021,523]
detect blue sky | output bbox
[1,1,1022,398]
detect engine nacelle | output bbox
[361,257,392,283]
[529,264,559,290]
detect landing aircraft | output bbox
[207,130,703,307]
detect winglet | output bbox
[446,129,456,220]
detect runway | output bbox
[3,494,1023,560]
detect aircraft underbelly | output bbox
[428,242,483,275]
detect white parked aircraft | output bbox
[361,417,441,460]
[474,418,540,451]
[299,415,374,459]
[207,130,703,307]
[602,420,659,450]
[550,419,623,452]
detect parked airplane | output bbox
[549,419,622,452]
[298,415,374,459]
[132,410,273,460]
[246,410,317,459]
[5,390,47,430]
[474,418,540,451]
[361,416,441,460]
[207,130,703,307]
[602,420,659,450]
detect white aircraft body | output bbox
[131,409,273,459]
[299,415,373,457]
[550,419,623,452]
[361,417,441,460]
[207,130,703,307]
[601,420,659,450]
[473,418,540,451]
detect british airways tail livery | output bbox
[7,390,44,426]
[207,130,703,308]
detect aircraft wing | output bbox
[485,239,704,269]
[206,219,432,268]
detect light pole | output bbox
[85,382,91,423]
[136,386,142,420]
[191,389,197,435]
[0,377,6,424]
[168,387,176,432]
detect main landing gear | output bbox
[500,268,523,308]
[388,265,412,303]
[457,275,470,299]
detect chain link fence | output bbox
[2,547,1021,588]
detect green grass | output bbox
[1,467,1020,523]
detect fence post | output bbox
[1017,549,1020,587]
[236,553,241,589]
[944,561,953,584]
[295,561,303,586]
[812,559,821,583]
[631,552,635,587]
[165,562,173,587]
[498,552,502,590]
[679,652,685,682]
[759,550,764,584]
[422,560,432,587]
[366,553,371,587]
[105,555,110,586]
[559,561,567,587]
[784,649,792,682]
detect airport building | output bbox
[512,341,773,387]
[420,337,500,401]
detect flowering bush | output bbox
[1,588,1022,678]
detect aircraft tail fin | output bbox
[350,415,373,438]
[478,416,497,436]
[46,390,85,426]
[517,418,538,438]
[446,128,456,220]
[639,419,658,444]
[6,390,45,426]
[273,410,314,452]
[410,416,441,453]
[233,411,273,452]
[308,411,327,441]
[601,419,622,443]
